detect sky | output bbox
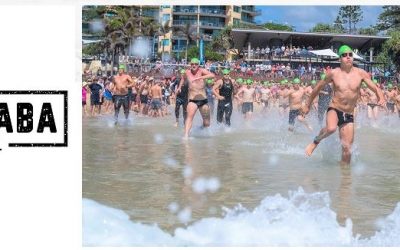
[255,6,383,32]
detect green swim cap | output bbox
[388,84,393,89]
[118,64,125,70]
[190,58,200,64]
[372,79,378,84]
[293,78,301,84]
[311,80,317,85]
[180,69,186,74]
[222,69,230,75]
[246,79,253,84]
[338,45,353,57]
[236,78,243,83]
[206,78,213,84]
[263,81,269,85]
[320,73,326,80]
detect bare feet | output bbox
[305,142,318,156]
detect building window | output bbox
[233,6,241,13]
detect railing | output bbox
[199,21,225,28]
[172,20,198,26]
[172,45,187,51]
[241,7,261,16]
[241,18,256,24]
[199,9,226,16]
[173,8,198,14]
[241,6,256,12]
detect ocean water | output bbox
[83,107,400,246]
[83,188,400,246]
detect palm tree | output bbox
[174,23,197,62]
[103,9,129,69]
[141,17,160,59]
[120,7,144,55]
[210,26,236,59]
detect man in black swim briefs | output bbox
[302,45,385,165]
[178,58,215,139]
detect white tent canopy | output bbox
[309,49,338,57]
[309,49,364,60]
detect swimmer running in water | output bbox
[284,78,313,132]
[178,58,215,139]
[111,64,135,124]
[302,45,385,165]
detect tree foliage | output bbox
[187,46,199,60]
[210,26,234,52]
[333,16,345,33]
[384,31,400,70]
[173,23,197,60]
[376,31,400,71]
[358,26,378,36]
[187,45,224,62]
[376,6,400,32]
[82,43,103,56]
[337,5,363,34]
[310,23,335,33]
[205,45,224,61]
[233,22,265,30]
[262,22,294,31]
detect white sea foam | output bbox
[83,188,400,246]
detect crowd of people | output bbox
[83,45,400,165]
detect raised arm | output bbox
[199,68,215,80]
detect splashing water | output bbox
[83,188,400,247]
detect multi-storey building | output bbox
[159,5,260,54]
[82,5,260,58]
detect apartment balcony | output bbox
[199,8,227,18]
[173,7,198,15]
[241,18,256,24]
[172,20,198,27]
[199,21,224,29]
[241,7,261,16]
[172,45,187,52]
[172,35,189,40]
